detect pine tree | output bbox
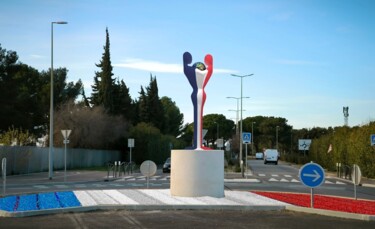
[161,96,184,136]
[146,75,164,131]
[113,78,134,122]
[138,86,149,123]
[91,28,115,113]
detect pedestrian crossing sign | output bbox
[242,132,251,144]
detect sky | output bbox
[1,0,375,129]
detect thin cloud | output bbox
[30,54,45,59]
[114,59,237,74]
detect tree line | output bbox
[0,28,184,164]
[1,28,374,173]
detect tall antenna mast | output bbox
[343,106,349,126]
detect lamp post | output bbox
[252,122,256,156]
[49,21,67,180]
[276,126,280,151]
[230,74,254,177]
[227,96,249,136]
[214,122,220,149]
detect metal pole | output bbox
[311,188,314,208]
[276,126,279,151]
[354,166,357,200]
[64,140,67,182]
[245,143,248,178]
[236,99,239,135]
[49,22,54,180]
[240,76,243,177]
[230,74,253,178]
[49,21,67,180]
[252,122,255,156]
[130,147,132,163]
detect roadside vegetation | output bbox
[1,29,374,178]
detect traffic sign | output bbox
[371,134,375,146]
[299,162,325,188]
[298,139,312,150]
[128,138,135,148]
[352,164,362,185]
[61,129,71,139]
[242,132,251,144]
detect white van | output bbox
[264,149,279,165]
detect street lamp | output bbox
[49,21,68,180]
[230,73,254,177]
[227,97,249,135]
[214,121,220,149]
[252,122,256,156]
[276,126,280,151]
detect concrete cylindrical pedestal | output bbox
[170,149,224,198]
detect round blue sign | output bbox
[299,163,325,188]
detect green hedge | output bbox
[309,123,375,178]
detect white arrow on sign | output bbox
[303,170,321,182]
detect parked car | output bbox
[264,149,279,165]
[163,157,171,173]
[255,152,264,160]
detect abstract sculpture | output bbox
[171,52,223,197]
[183,52,213,150]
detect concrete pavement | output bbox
[1,169,375,221]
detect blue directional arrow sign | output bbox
[299,163,325,188]
[242,132,251,144]
[371,134,375,146]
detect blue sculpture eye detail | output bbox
[194,62,206,71]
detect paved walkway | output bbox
[0,189,287,217]
[1,169,375,220]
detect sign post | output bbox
[61,130,71,182]
[242,132,251,178]
[128,138,135,164]
[299,162,325,208]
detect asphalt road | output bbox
[3,160,375,201]
[1,209,375,229]
[2,160,375,228]
[224,159,375,200]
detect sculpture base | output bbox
[170,149,224,198]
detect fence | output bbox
[0,146,121,175]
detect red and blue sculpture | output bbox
[183,52,213,150]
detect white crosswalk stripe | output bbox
[33,185,48,189]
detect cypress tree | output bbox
[138,86,149,123]
[146,75,164,131]
[113,78,134,122]
[91,28,115,113]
